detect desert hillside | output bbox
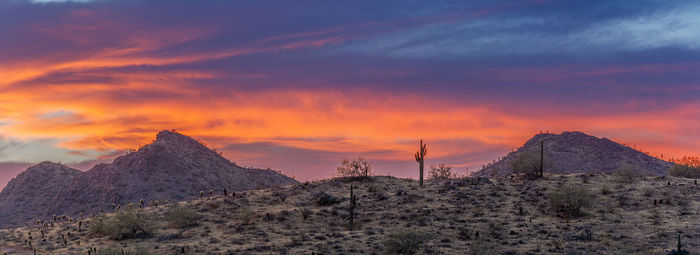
[475,131,672,177]
[1,173,697,254]
[0,130,297,229]
[0,162,82,228]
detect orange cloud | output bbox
[2,81,697,169]
[1,5,697,183]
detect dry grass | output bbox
[1,174,699,254]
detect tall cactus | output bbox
[673,233,688,255]
[415,140,427,186]
[349,184,357,228]
[539,140,544,177]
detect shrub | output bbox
[165,205,199,230]
[336,157,374,178]
[614,164,639,183]
[669,156,700,178]
[89,209,154,240]
[298,207,312,220]
[548,185,594,218]
[470,241,496,255]
[429,164,454,180]
[649,208,662,225]
[272,191,288,202]
[97,246,150,255]
[510,151,541,179]
[381,230,428,255]
[312,191,341,206]
[238,207,257,225]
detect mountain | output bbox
[0,130,297,228]
[47,130,298,218]
[0,162,82,227]
[473,131,672,177]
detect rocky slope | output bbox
[0,162,82,228]
[0,130,297,228]
[474,131,673,177]
[1,174,698,254]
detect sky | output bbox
[1,0,699,189]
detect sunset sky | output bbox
[1,0,698,188]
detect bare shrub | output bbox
[336,157,374,178]
[614,165,640,183]
[429,164,455,180]
[548,185,595,218]
[669,156,700,178]
[381,230,428,255]
[165,205,199,230]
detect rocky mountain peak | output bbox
[155,130,194,144]
[0,131,297,228]
[474,131,672,177]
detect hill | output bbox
[474,131,672,177]
[0,162,82,228]
[1,174,697,254]
[0,130,297,228]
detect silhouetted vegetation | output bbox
[336,157,374,178]
[429,163,454,180]
[510,151,541,179]
[414,140,427,186]
[669,156,700,178]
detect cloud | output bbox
[29,0,95,3]
[0,0,697,187]
[336,1,700,58]
[0,135,111,163]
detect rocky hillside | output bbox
[474,131,673,177]
[0,130,297,228]
[1,174,697,254]
[0,162,82,228]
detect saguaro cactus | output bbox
[349,184,357,228]
[539,140,544,177]
[415,140,427,186]
[670,233,689,255]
